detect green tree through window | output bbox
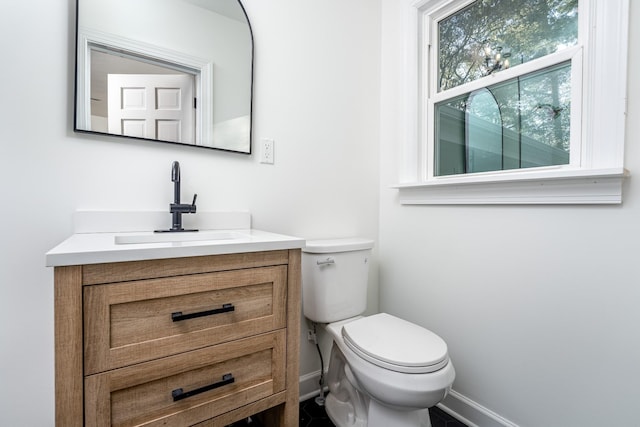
[438,0,578,91]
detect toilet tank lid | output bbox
[303,237,374,254]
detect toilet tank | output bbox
[301,237,374,323]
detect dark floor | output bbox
[299,396,468,427]
[227,396,468,427]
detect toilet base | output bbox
[326,391,432,427]
[325,393,366,427]
[367,400,432,427]
[324,345,368,427]
[324,344,433,427]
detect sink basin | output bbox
[114,231,245,245]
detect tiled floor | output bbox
[427,406,469,427]
[227,396,468,427]
[299,396,468,427]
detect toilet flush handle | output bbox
[317,257,335,266]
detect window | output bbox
[434,0,577,176]
[395,0,629,204]
[435,62,573,176]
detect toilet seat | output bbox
[341,313,449,374]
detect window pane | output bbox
[466,88,502,173]
[435,62,571,176]
[438,0,578,91]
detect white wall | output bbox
[0,0,380,424]
[379,1,640,426]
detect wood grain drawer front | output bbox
[84,265,287,375]
[85,331,286,427]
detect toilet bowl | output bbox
[302,238,455,427]
[322,315,455,427]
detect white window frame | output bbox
[394,0,629,204]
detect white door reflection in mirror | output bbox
[107,74,195,143]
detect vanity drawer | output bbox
[84,265,287,374]
[84,331,286,427]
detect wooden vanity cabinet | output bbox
[54,249,301,427]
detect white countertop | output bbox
[46,229,305,267]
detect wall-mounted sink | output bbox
[114,231,245,245]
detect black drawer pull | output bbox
[172,373,235,402]
[171,303,235,322]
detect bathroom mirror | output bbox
[74,0,253,154]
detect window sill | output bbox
[393,168,628,205]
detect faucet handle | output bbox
[191,194,198,207]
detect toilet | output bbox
[302,238,455,427]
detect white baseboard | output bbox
[438,389,520,427]
[299,370,324,402]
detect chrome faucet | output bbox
[156,161,198,233]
